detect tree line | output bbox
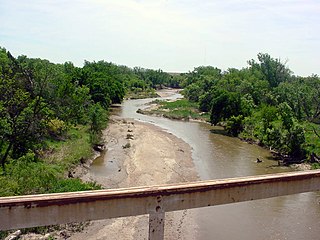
[1,47,319,172]
[0,47,175,171]
[181,53,320,162]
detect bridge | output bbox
[1,170,320,240]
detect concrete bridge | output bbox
[1,170,320,240]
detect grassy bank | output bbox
[138,99,210,122]
[0,125,101,197]
[0,125,102,239]
[43,126,93,169]
[126,88,159,99]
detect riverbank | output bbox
[71,116,200,240]
[137,97,315,170]
[74,89,319,240]
[137,98,210,123]
[1,125,103,240]
[125,89,159,99]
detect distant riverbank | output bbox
[134,89,209,123]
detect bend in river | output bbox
[92,89,320,240]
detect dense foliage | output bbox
[1,46,319,198]
[181,53,320,162]
[0,46,175,196]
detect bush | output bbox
[1,152,101,197]
[5,153,62,195]
[88,103,108,144]
[48,118,67,137]
[0,176,18,196]
[226,115,244,136]
[51,179,101,193]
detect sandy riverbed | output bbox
[70,114,200,240]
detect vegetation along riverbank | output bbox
[138,54,320,166]
[137,98,210,122]
[139,95,320,166]
[179,55,320,165]
[0,45,178,195]
[71,116,199,240]
[1,46,320,238]
[0,46,176,239]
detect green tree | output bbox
[210,90,242,125]
[0,78,50,169]
[226,115,244,136]
[305,75,320,122]
[82,61,125,107]
[88,103,108,144]
[248,53,292,88]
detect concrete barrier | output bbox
[1,170,320,239]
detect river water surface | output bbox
[93,91,320,239]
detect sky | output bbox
[0,0,319,76]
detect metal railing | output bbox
[1,170,320,240]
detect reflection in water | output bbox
[94,92,320,240]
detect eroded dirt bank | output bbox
[71,115,200,240]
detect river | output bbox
[93,91,320,240]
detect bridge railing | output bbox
[1,170,320,240]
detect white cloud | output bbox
[0,0,319,75]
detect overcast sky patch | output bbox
[0,0,319,76]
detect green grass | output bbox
[0,125,101,197]
[0,138,100,238]
[147,99,210,122]
[0,125,102,238]
[126,88,159,99]
[160,99,198,109]
[43,125,93,169]
[0,159,100,196]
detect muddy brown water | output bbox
[92,91,320,240]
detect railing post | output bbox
[148,211,165,240]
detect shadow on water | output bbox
[210,127,282,165]
[110,104,122,109]
[92,149,107,166]
[209,127,231,137]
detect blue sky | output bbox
[0,0,319,76]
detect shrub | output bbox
[226,115,244,136]
[48,118,67,137]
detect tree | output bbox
[0,78,50,169]
[82,61,125,108]
[305,75,320,122]
[88,103,108,144]
[248,53,292,88]
[226,115,244,136]
[184,83,203,102]
[210,90,242,125]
